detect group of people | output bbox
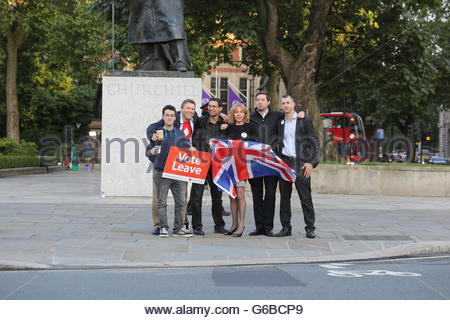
[146,92,320,239]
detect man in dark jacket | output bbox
[189,98,228,235]
[146,99,199,235]
[275,95,320,238]
[128,0,189,71]
[149,105,196,237]
[248,92,283,237]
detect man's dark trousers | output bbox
[278,156,315,231]
[190,168,225,230]
[249,176,278,232]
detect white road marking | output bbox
[320,263,421,277]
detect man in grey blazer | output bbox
[275,95,320,238]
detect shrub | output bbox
[0,156,40,169]
[0,138,18,155]
[11,141,39,156]
[0,138,39,156]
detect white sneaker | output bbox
[173,228,193,237]
[159,227,168,238]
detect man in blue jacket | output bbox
[146,99,198,235]
[146,99,229,235]
[149,105,196,237]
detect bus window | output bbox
[334,117,347,128]
[323,117,332,129]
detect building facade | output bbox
[202,47,260,110]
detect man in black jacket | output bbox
[189,98,228,235]
[248,92,284,237]
[275,95,320,238]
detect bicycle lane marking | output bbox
[319,263,422,278]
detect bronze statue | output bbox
[128,0,190,71]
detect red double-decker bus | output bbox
[320,112,367,162]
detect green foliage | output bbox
[317,0,448,144]
[0,138,38,156]
[0,138,18,155]
[0,155,40,169]
[185,0,263,76]
[10,140,39,156]
[89,0,137,70]
[0,1,109,142]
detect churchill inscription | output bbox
[106,83,197,97]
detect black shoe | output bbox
[275,227,292,237]
[214,226,228,234]
[221,209,231,216]
[264,229,274,237]
[152,227,160,235]
[225,227,238,235]
[306,229,316,239]
[232,226,245,237]
[249,229,264,236]
[193,228,204,236]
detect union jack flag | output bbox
[209,138,297,198]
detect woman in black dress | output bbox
[220,103,257,237]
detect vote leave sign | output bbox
[162,147,211,184]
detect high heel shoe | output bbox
[232,226,245,237]
[225,227,238,235]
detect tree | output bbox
[1,0,69,142]
[184,0,332,140]
[1,0,109,142]
[317,0,448,141]
[256,0,332,134]
[1,0,29,142]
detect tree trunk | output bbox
[268,70,281,110]
[6,25,25,144]
[258,0,332,158]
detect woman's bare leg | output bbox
[234,187,246,234]
[229,196,238,231]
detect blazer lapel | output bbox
[278,119,285,153]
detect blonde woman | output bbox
[221,104,258,237]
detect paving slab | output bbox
[1,170,450,269]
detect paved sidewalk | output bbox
[1,170,449,269]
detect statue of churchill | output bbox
[128,0,190,71]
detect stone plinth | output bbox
[101,72,201,197]
[311,164,450,197]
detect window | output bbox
[220,77,228,109]
[241,47,248,61]
[210,78,217,96]
[334,117,348,129]
[322,117,332,129]
[239,78,248,103]
[210,77,228,108]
